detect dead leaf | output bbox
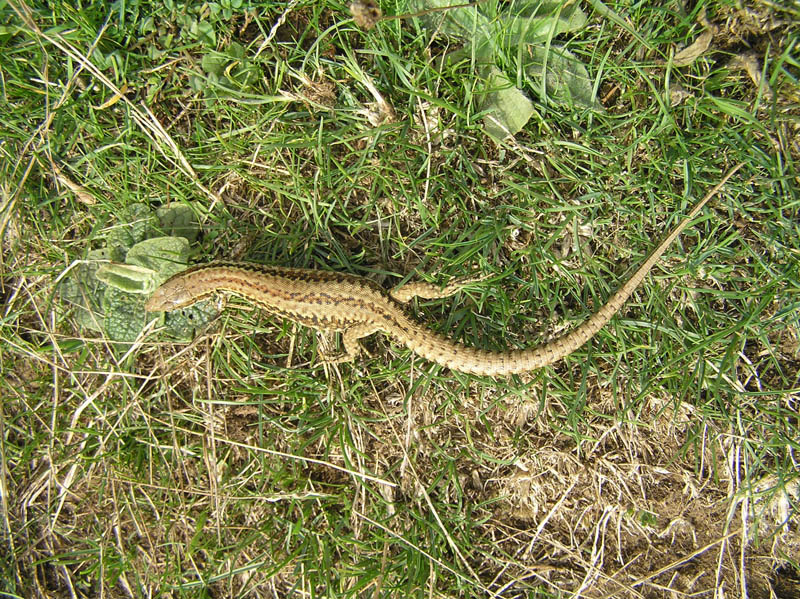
[356,69,396,126]
[350,0,382,30]
[673,30,713,67]
[94,81,129,110]
[302,78,337,108]
[733,51,774,101]
[669,82,693,106]
[51,163,96,205]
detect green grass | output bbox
[2,0,799,597]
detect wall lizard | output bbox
[145,164,742,376]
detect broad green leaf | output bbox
[165,299,219,340]
[139,16,156,35]
[227,41,245,60]
[190,20,216,46]
[156,203,201,242]
[525,45,603,110]
[479,66,536,141]
[126,236,192,281]
[104,286,147,343]
[107,202,155,259]
[406,0,494,41]
[201,52,226,76]
[125,203,156,244]
[61,196,203,341]
[408,0,597,140]
[59,249,111,332]
[188,73,205,92]
[504,0,587,45]
[96,263,158,294]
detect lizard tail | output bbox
[394,163,743,376]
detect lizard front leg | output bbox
[319,322,382,364]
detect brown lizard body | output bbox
[145,165,741,376]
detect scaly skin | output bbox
[145,164,742,375]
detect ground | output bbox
[1,0,799,597]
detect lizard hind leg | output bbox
[319,322,382,365]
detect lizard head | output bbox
[145,275,193,312]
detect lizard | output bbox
[145,164,742,376]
